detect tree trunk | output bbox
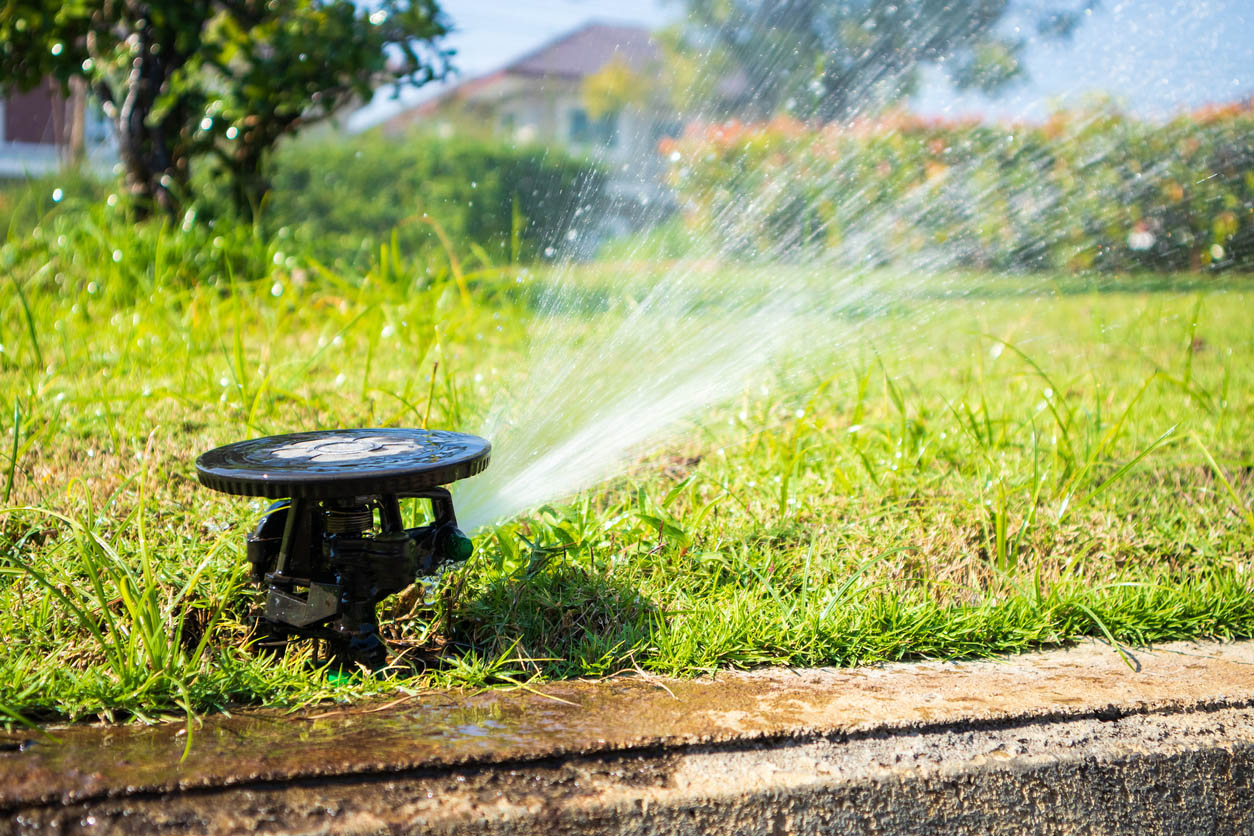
[230,148,271,216]
[97,24,187,221]
[64,76,87,167]
[113,125,186,220]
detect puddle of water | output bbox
[2,641,1247,810]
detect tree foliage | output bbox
[580,55,652,120]
[676,0,1094,120]
[0,0,451,216]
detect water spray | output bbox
[195,428,490,668]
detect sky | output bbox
[915,0,1254,120]
[350,0,1254,129]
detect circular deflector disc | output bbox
[196,428,491,499]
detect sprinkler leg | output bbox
[340,601,388,670]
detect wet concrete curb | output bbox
[3,639,1254,833]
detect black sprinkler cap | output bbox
[195,428,491,499]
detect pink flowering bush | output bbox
[662,101,1254,272]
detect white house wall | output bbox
[415,69,678,240]
[0,93,115,178]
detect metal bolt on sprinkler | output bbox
[196,428,491,669]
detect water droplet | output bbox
[271,281,284,297]
[1127,229,1155,250]
[51,188,63,202]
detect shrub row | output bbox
[662,101,1254,271]
[260,131,607,268]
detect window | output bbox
[568,108,617,148]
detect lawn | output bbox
[1,200,1253,726]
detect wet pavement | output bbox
[3,639,1254,833]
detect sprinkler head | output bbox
[196,428,490,669]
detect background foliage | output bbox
[257,132,608,268]
[663,100,1254,272]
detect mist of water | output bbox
[450,1,1250,531]
[454,204,946,530]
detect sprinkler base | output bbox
[196,429,490,667]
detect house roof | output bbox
[385,22,659,125]
[504,22,658,80]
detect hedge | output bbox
[661,101,1254,272]
[262,131,607,267]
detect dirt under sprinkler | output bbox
[196,428,491,669]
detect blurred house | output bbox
[382,22,681,238]
[0,80,112,178]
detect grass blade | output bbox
[1194,436,1254,533]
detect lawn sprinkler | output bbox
[196,428,490,668]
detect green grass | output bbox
[1,196,1253,727]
